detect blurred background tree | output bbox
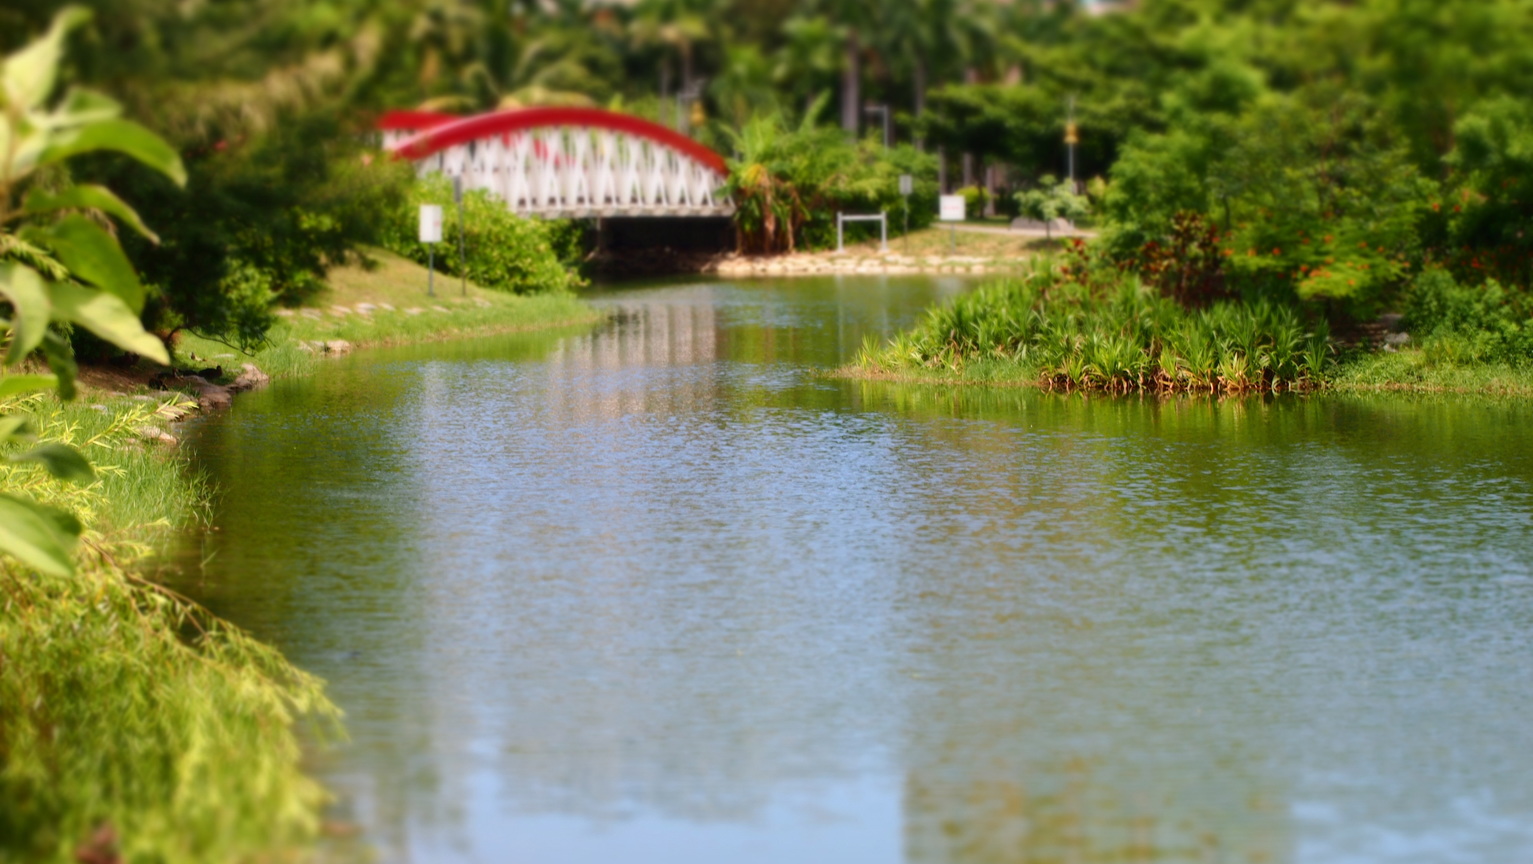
[4,0,1533,331]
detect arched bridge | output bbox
[379,108,733,219]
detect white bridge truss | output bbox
[381,109,734,219]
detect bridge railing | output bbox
[380,109,734,219]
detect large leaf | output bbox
[0,492,81,577]
[9,442,95,483]
[52,86,122,127]
[30,216,145,312]
[0,263,53,364]
[24,184,157,242]
[0,415,34,442]
[47,281,168,364]
[0,7,91,112]
[0,374,59,399]
[40,330,77,400]
[35,119,187,187]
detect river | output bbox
[175,275,1533,863]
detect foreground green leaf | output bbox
[0,492,81,577]
[0,374,59,399]
[9,442,95,483]
[0,414,34,442]
[31,215,145,311]
[0,263,53,364]
[0,7,91,112]
[35,118,188,187]
[24,184,158,243]
[52,86,122,127]
[48,281,169,364]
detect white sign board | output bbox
[899,174,914,197]
[419,204,443,243]
[939,195,965,222]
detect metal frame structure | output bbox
[837,212,888,253]
[379,108,733,219]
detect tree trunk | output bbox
[913,56,927,149]
[984,163,997,218]
[841,29,860,135]
[962,66,977,189]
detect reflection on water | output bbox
[175,276,1533,864]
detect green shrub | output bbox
[1104,85,1434,314]
[1015,175,1090,239]
[112,117,414,351]
[380,176,584,295]
[956,185,989,220]
[1404,269,1533,364]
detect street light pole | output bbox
[677,79,707,135]
[1065,94,1079,190]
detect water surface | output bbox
[177,276,1533,863]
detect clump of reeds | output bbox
[1,395,340,863]
[860,264,1331,393]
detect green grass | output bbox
[1332,348,1533,396]
[177,249,599,378]
[853,265,1327,393]
[839,225,1067,262]
[849,258,1533,398]
[1,393,339,864]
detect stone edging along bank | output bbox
[709,252,1023,277]
[590,249,1031,279]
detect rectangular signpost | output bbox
[939,194,965,253]
[419,204,443,297]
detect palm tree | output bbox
[631,0,717,95]
[774,15,846,118]
[711,43,780,128]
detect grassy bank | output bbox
[176,249,600,379]
[839,224,1068,263]
[3,252,597,863]
[1,394,340,863]
[1331,350,1533,396]
[853,266,1328,393]
[850,266,1533,397]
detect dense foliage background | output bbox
[4,0,1533,344]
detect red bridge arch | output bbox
[379,108,732,218]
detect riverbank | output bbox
[2,252,600,863]
[171,249,600,381]
[0,392,340,863]
[589,227,1070,280]
[838,352,1533,397]
[844,270,1533,397]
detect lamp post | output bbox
[864,103,891,149]
[677,79,707,135]
[1065,94,1079,190]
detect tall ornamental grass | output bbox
[0,395,340,864]
[860,264,1331,393]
